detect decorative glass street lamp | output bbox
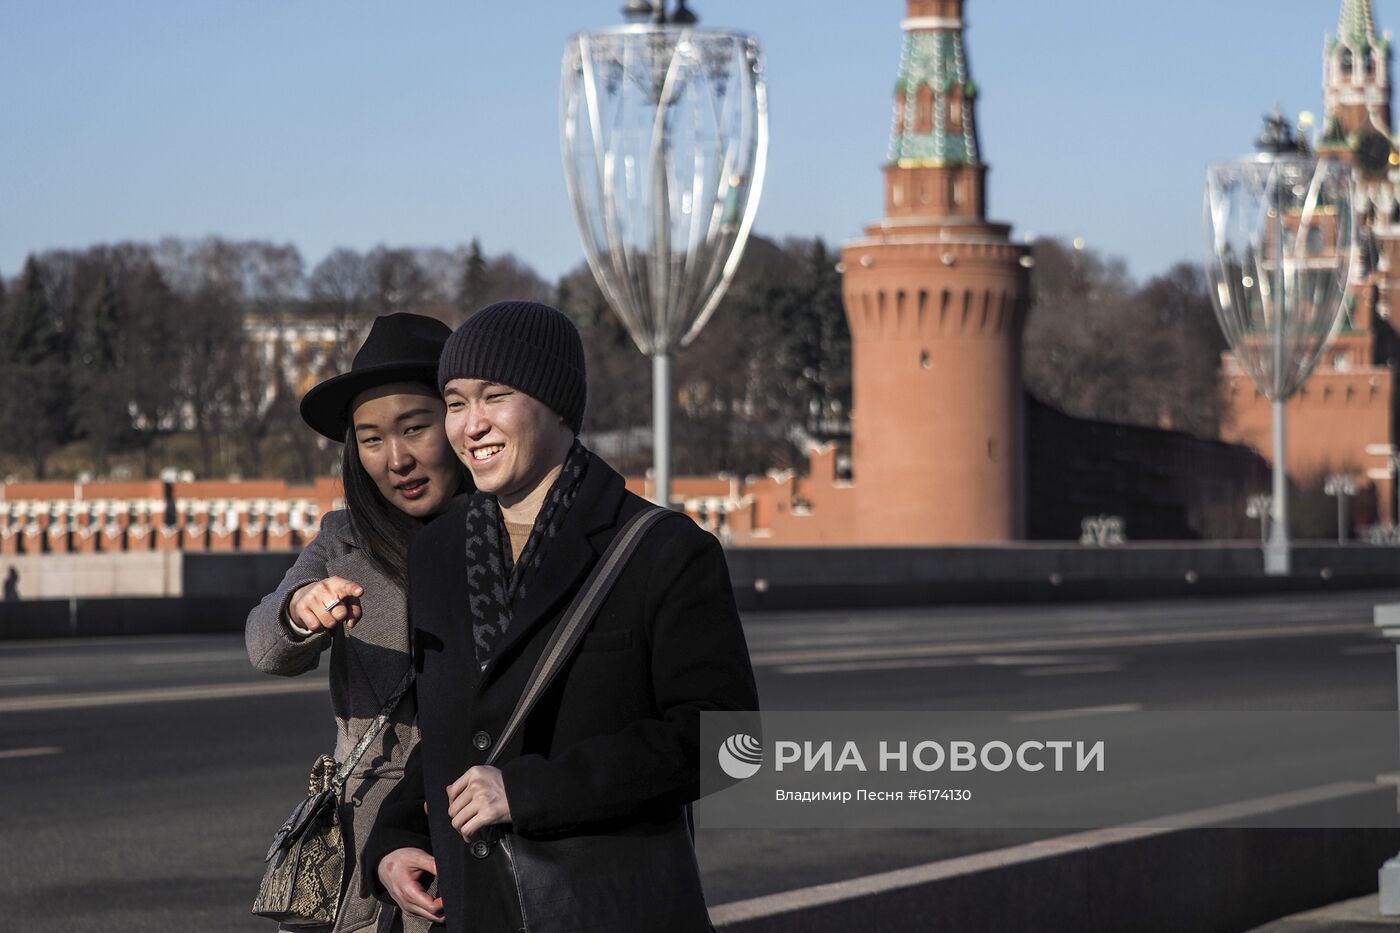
[561,0,769,507]
[1205,110,1356,575]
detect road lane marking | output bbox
[749,622,1371,667]
[1021,663,1123,677]
[1011,704,1142,723]
[0,676,56,688]
[974,654,1105,667]
[0,679,327,713]
[745,602,1376,640]
[775,657,979,675]
[774,654,1109,676]
[131,650,251,665]
[769,621,916,644]
[1341,642,1392,655]
[0,746,62,760]
[1065,622,1138,634]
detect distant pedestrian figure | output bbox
[2,568,17,601]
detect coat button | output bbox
[472,730,491,751]
[470,839,492,859]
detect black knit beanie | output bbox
[438,300,587,434]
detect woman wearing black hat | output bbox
[247,312,469,933]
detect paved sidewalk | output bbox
[1248,894,1400,931]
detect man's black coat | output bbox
[365,452,759,933]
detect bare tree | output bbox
[174,241,243,476]
[125,261,182,476]
[415,247,466,307]
[557,263,651,471]
[158,237,299,478]
[1022,238,1223,438]
[308,247,374,372]
[482,253,554,307]
[368,247,433,313]
[226,241,304,478]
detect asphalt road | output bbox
[1,589,1398,931]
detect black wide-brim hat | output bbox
[300,312,453,441]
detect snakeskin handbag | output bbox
[252,669,414,927]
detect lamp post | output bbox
[1246,493,1272,547]
[1390,451,1400,526]
[560,1,768,507]
[1323,472,1357,544]
[1204,110,1355,575]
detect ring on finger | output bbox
[324,598,342,613]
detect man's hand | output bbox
[377,847,444,924]
[289,577,364,633]
[446,765,511,841]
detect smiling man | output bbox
[365,300,758,933]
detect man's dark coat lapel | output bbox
[477,459,628,690]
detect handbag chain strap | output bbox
[486,506,674,767]
[331,666,416,792]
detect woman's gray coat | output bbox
[247,509,432,933]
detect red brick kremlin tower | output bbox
[1221,0,1399,524]
[841,0,1031,543]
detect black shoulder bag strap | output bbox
[331,666,416,792]
[486,506,674,768]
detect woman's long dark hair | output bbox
[340,390,471,591]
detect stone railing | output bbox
[0,478,340,554]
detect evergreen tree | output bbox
[0,257,71,478]
[1,256,63,364]
[457,238,489,319]
[72,270,130,473]
[802,239,851,438]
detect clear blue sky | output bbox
[0,1,1367,286]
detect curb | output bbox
[710,781,1400,933]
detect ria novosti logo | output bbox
[718,733,763,780]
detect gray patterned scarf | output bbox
[463,440,590,668]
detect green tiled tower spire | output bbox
[1339,0,1378,47]
[1320,0,1393,148]
[888,23,980,166]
